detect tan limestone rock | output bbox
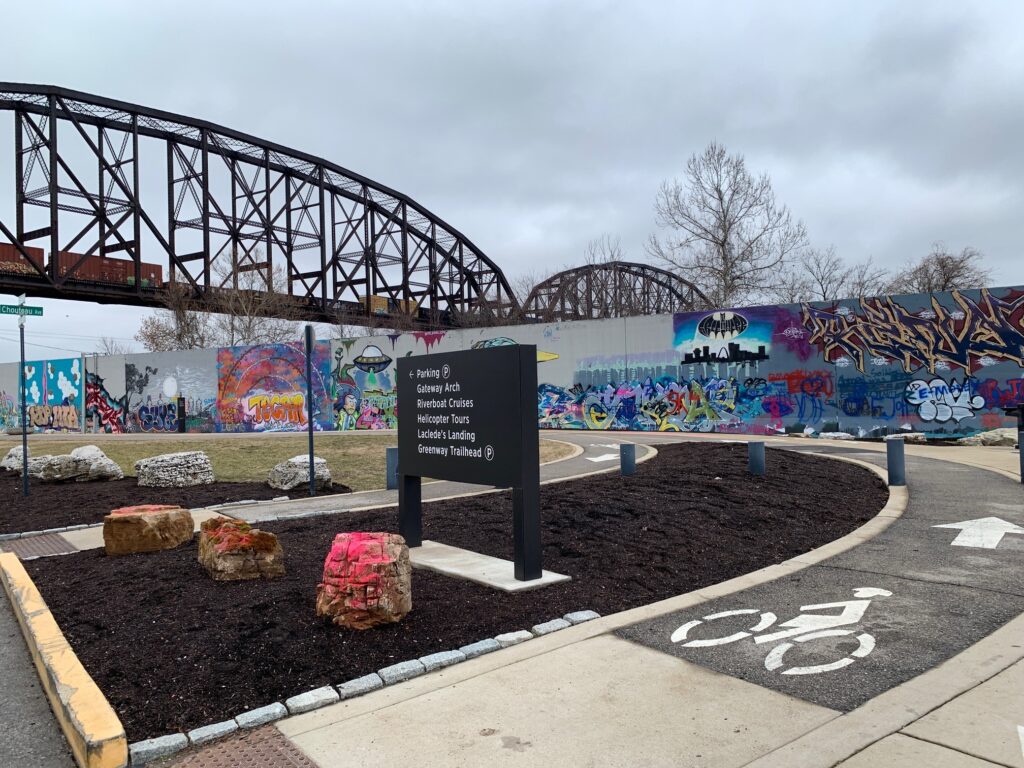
[198,517,285,581]
[103,504,194,556]
[315,532,412,630]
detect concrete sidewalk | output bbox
[252,435,1023,768]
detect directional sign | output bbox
[932,517,1024,549]
[0,304,43,316]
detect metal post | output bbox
[386,447,399,490]
[305,325,316,497]
[79,353,87,432]
[1018,429,1023,485]
[399,474,422,547]
[620,443,636,476]
[19,311,28,497]
[513,345,542,581]
[748,441,766,476]
[887,438,906,487]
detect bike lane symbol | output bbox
[670,587,893,676]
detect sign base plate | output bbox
[410,540,571,592]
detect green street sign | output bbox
[0,304,43,317]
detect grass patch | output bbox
[0,434,575,492]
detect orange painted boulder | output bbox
[103,504,194,556]
[198,517,285,581]
[315,532,412,629]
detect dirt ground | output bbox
[24,442,888,742]
[0,475,351,535]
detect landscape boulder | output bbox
[316,532,412,630]
[198,517,285,581]
[268,455,332,491]
[35,445,124,483]
[817,432,855,441]
[885,432,927,444]
[1,446,24,472]
[104,504,195,556]
[135,451,215,487]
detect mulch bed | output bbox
[24,443,887,742]
[0,475,349,535]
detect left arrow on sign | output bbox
[932,517,1024,549]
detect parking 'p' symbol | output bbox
[485,445,494,461]
[442,364,450,379]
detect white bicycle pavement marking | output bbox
[670,588,893,676]
[932,517,1024,549]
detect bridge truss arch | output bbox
[521,261,709,322]
[0,83,517,327]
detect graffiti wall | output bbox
[216,341,332,432]
[1,285,1021,438]
[5,357,86,432]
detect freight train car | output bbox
[56,252,163,288]
[0,243,46,275]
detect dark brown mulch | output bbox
[0,475,349,535]
[24,443,887,742]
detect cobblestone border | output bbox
[127,610,601,765]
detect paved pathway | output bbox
[0,589,74,767]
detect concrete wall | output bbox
[3,285,1022,437]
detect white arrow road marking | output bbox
[586,453,620,463]
[588,443,624,449]
[932,517,1024,549]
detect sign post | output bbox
[397,344,541,580]
[12,296,45,497]
[304,325,316,497]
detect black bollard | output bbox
[620,443,636,476]
[748,441,766,476]
[886,438,906,487]
[386,447,399,490]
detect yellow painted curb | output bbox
[0,552,127,768]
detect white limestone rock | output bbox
[267,455,332,491]
[817,432,855,441]
[1,446,24,471]
[35,445,124,483]
[135,451,215,487]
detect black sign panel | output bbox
[397,344,537,488]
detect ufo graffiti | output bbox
[353,344,392,373]
[471,337,559,363]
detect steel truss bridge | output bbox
[522,261,708,322]
[0,83,517,327]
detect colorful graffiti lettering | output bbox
[28,404,80,431]
[802,289,1024,373]
[85,372,126,433]
[246,394,307,427]
[217,342,331,433]
[137,401,179,432]
[0,391,18,431]
[905,377,985,424]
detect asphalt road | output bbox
[616,443,1024,712]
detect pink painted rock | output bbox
[103,504,194,556]
[198,517,285,581]
[316,532,412,629]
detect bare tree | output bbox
[135,250,305,352]
[844,256,890,298]
[135,283,214,352]
[648,142,808,307]
[582,234,625,265]
[96,336,135,355]
[887,243,992,294]
[772,246,891,303]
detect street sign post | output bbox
[0,304,43,316]
[397,344,541,580]
[12,295,38,496]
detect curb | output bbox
[0,552,128,768]
[126,610,601,764]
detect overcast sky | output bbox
[1,1,1022,362]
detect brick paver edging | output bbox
[127,610,602,766]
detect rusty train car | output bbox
[0,244,163,288]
